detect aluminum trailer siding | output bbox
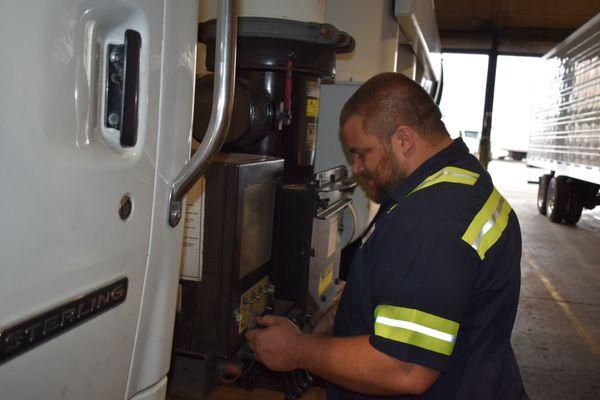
[529,13,600,224]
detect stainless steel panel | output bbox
[239,181,275,279]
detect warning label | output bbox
[306,98,320,117]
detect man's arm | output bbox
[245,315,439,396]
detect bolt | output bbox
[108,113,120,127]
[233,308,242,323]
[320,294,327,302]
[119,194,132,221]
[110,72,122,83]
[171,206,181,221]
[335,278,341,285]
[320,25,333,39]
[169,201,182,227]
[110,49,122,63]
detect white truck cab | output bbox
[0,1,198,398]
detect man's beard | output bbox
[357,148,406,203]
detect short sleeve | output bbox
[368,219,477,372]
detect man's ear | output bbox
[390,125,415,155]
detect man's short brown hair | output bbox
[340,72,447,142]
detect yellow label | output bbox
[239,277,269,334]
[318,263,334,297]
[306,98,319,117]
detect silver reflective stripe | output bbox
[375,316,456,343]
[472,197,506,251]
[360,223,376,248]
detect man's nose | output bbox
[352,155,363,175]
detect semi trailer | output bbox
[529,13,600,224]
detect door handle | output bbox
[105,29,141,147]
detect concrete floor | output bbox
[488,160,600,400]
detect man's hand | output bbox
[245,315,303,372]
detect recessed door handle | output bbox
[105,29,141,148]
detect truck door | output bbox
[0,1,196,399]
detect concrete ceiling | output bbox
[434,0,599,54]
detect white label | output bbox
[306,80,320,98]
[180,177,205,281]
[307,123,317,153]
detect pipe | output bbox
[168,0,237,227]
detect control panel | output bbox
[238,277,274,333]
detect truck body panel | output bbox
[0,1,196,398]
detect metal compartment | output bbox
[174,153,283,358]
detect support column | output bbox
[479,32,498,170]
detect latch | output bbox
[105,29,141,147]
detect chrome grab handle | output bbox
[316,198,353,220]
[317,177,357,193]
[168,0,237,227]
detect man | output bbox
[246,72,527,399]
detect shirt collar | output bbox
[388,137,471,201]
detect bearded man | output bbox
[246,72,528,399]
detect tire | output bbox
[580,182,600,210]
[537,174,551,215]
[564,180,583,224]
[509,151,526,161]
[546,176,568,222]
[546,176,583,224]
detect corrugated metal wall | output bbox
[528,15,600,177]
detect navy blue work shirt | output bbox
[329,138,528,399]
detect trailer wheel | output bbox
[546,176,568,222]
[564,180,583,224]
[537,174,551,215]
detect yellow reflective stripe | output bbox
[462,187,512,260]
[407,166,479,197]
[374,305,459,356]
[386,203,398,214]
